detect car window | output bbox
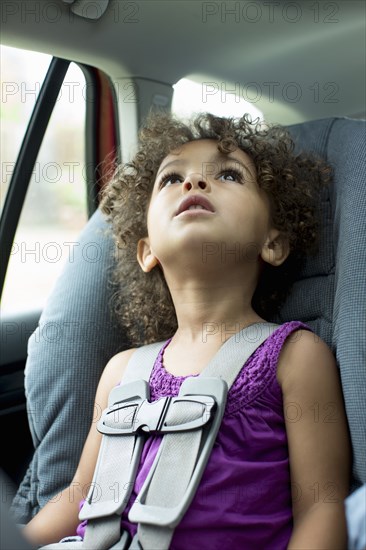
[0,46,87,314]
[172,77,263,120]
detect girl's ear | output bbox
[261,230,290,266]
[137,237,159,272]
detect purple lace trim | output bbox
[149,321,310,414]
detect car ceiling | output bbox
[1,0,365,123]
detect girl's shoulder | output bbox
[246,320,314,378]
[98,348,137,397]
[268,321,315,370]
[276,324,336,391]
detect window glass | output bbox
[1,46,88,314]
[1,45,51,211]
[172,77,263,120]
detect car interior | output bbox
[1,0,365,546]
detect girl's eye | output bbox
[218,169,243,183]
[160,172,183,188]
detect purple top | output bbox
[78,321,310,549]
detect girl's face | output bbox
[138,139,287,272]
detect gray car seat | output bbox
[10,116,366,523]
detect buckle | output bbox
[128,377,228,528]
[98,394,216,436]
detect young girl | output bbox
[24,113,351,549]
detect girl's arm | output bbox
[277,330,351,550]
[23,348,135,546]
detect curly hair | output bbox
[100,112,331,346]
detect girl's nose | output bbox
[182,173,210,192]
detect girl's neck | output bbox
[161,249,264,345]
[163,291,265,376]
[168,282,265,346]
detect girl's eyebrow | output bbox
[156,151,239,177]
[156,158,185,177]
[216,151,256,178]
[156,151,254,178]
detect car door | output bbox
[0,45,119,487]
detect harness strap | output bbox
[133,322,278,549]
[202,322,278,385]
[122,342,166,384]
[80,342,164,549]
